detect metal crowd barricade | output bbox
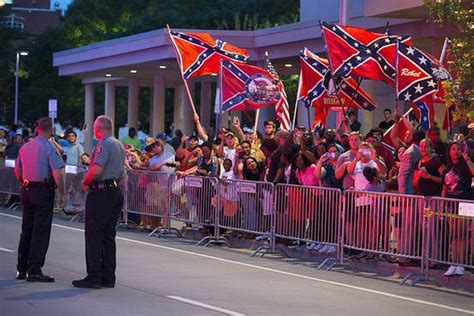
[0,160,22,210]
[216,179,275,254]
[274,184,341,253]
[169,174,226,246]
[426,197,474,270]
[124,169,180,236]
[0,161,21,195]
[59,164,88,221]
[342,190,425,267]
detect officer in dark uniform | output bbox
[14,117,65,282]
[72,115,125,289]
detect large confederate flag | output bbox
[169,30,249,79]
[221,60,282,112]
[396,42,450,103]
[321,22,412,86]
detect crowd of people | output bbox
[2,109,473,276]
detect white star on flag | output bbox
[366,49,371,54]
[418,56,428,65]
[356,56,362,61]
[404,91,412,101]
[406,47,415,55]
[385,38,390,43]
[427,80,436,88]
[374,43,379,48]
[414,84,424,94]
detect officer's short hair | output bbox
[37,117,53,132]
[95,115,113,131]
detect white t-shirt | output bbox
[223,147,236,162]
[352,160,377,190]
[220,169,235,180]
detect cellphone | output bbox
[361,149,372,156]
[82,123,87,130]
[327,152,336,158]
[232,116,239,125]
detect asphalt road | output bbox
[1,209,473,316]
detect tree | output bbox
[424,0,473,123]
[0,0,300,128]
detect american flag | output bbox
[264,52,290,130]
[169,30,249,79]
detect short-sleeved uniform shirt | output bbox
[90,136,125,181]
[336,150,356,190]
[16,136,65,181]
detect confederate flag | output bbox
[321,22,412,86]
[221,60,282,112]
[298,48,377,131]
[411,98,434,131]
[396,42,451,103]
[169,30,249,79]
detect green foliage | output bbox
[1,0,299,128]
[423,0,473,121]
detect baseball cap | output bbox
[156,132,167,140]
[264,120,276,127]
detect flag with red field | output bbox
[221,60,282,112]
[169,30,249,79]
[396,42,451,103]
[321,22,412,86]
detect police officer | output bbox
[72,115,125,289]
[14,117,65,282]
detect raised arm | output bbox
[193,114,208,142]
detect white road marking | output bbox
[0,247,14,253]
[1,212,473,315]
[167,295,245,316]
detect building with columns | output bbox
[53,0,453,152]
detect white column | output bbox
[174,86,183,133]
[200,80,212,128]
[84,83,95,153]
[152,74,165,135]
[359,80,376,135]
[127,77,139,129]
[104,81,116,132]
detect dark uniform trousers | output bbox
[17,187,55,274]
[85,186,123,283]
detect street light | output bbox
[14,51,28,125]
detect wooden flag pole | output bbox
[292,69,303,131]
[253,109,260,136]
[383,107,413,137]
[166,24,198,117]
[439,37,449,64]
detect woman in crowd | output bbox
[413,138,444,196]
[442,142,474,276]
[347,142,386,255]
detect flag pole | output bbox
[439,37,449,64]
[320,21,348,128]
[292,69,303,130]
[253,109,260,136]
[394,37,400,110]
[383,107,413,137]
[166,24,198,116]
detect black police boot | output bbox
[72,277,101,289]
[26,272,55,282]
[16,271,27,280]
